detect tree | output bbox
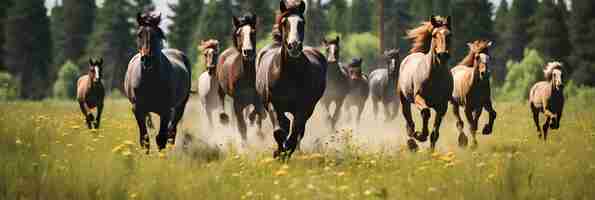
[409,0,433,22]
[500,49,545,101]
[134,0,154,13]
[351,0,373,33]
[305,0,327,45]
[326,0,349,35]
[239,0,273,40]
[63,0,96,68]
[3,0,52,99]
[53,61,80,99]
[50,2,66,84]
[86,0,134,92]
[492,0,511,84]
[450,0,494,66]
[168,0,204,52]
[507,0,539,61]
[0,0,13,70]
[528,0,570,63]
[568,0,595,86]
[195,0,235,49]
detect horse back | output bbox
[163,49,192,106]
[398,53,430,101]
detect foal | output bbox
[529,62,565,140]
[77,58,105,129]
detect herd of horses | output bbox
[76,0,566,159]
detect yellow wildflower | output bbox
[274,169,288,176]
[15,139,22,145]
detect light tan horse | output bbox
[450,40,497,148]
[398,16,452,150]
[197,39,221,128]
[529,62,565,140]
[77,58,105,129]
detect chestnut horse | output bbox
[256,0,327,159]
[368,49,400,121]
[319,36,349,129]
[450,40,497,147]
[398,16,452,150]
[216,13,265,146]
[77,58,105,129]
[124,13,191,152]
[197,39,222,128]
[529,62,565,140]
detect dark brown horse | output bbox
[256,0,327,159]
[398,16,452,150]
[77,58,105,129]
[124,13,192,152]
[216,13,265,146]
[450,40,497,147]
[342,58,369,128]
[529,61,565,140]
[368,49,400,121]
[319,36,350,129]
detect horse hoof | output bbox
[458,133,468,147]
[156,134,168,150]
[482,125,492,135]
[414,131,429,142]
[219,113,230,125]
[470,140,479,150]
[274,129,287,145]
[407,139,418,151]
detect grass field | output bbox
[1,96,594,200]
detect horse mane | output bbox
[405,22,433,53]
[199,40,219,51]
[458,40,491,66]
[544,61,563,80]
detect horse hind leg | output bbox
[133,108,150,153]
[482,101,497,135]
[464,107,479,148]
[451,103,468,147]
[430,104,448,149]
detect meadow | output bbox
[1,96,594,200]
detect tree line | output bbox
[1,0,594,100]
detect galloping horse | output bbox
[342,58,369,128]
[529,62,565,140]
[319,36,349,129]
[124,13,192,152]
[216,13,265,146]
[368,49,400,121]
[197,39,222,128]
[450,40,497,147]
[77,58,105,129]
[398,16,452,150]
[256,0,327,159]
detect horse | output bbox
[256,0,327,159]
[124,13,192,152]
[368,49,400,121]
[197,39,222,128]
[77,58,105,129]
[450,40,497,147]
[398,16,452,150]
[319,36,350,129]
[529,61,565,140]
[342,58,369,128]
[215,12,267,146]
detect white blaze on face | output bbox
[286,15,303,45]
[94,66,100,81]
[239,26,253,52]
[479,53,490,64]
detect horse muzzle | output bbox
[287,41,303,58]
[207,67,216,76]
[242,49,255,61]
[437,52,450,61]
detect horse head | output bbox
[88,58,103,84]
[346,58,364,84]
[429,15,451,63]
[233,13,257,61]
[544,61,564,90]
[136,12,165,71]
[278,0,306,58]
[384,49,400,78]
[322,36,341,63]
[200,39,220,76]
[467,40,493,81]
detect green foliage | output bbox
[63,0,96,67]
[528,0,570,62]
[492,0,511,84]
[350,0,373,33]
[50,4,66,82]
[326,0,349,35]
[239,0,273,40]
[0,0,14,69]
[168,0,203,52]
[499,49,545,101]
[0,72,17,101]
[342,32,379,72]
[53,61,80,99]
[3,0,52,99]
[450,0,494,67]
[569,0,595,86]
[305,0,327,45]
[507,0,539,61]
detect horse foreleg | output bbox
[233,102,248,148]
[542,116,551,141]
[285,112,308,160]
[156,113,172,150]
[169,97,189,146]
[217,87,230,124]
[79,102,93,129]
[331,98,345,130]
[400,93,417,151]
[95,102,103,129]
[451,103,468,147]
[355,99,365,129]
[482,100,497,135]
[464,107,478,148]
[133,108,150,153]
[414,95,430,142]
[273,108,291,158]
[430,104,447,149]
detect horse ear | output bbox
[232,16,240,28]
[445,16,451,28]
[280,0,288,13]
[136,12,144,25]
[467,42,474,49]
[155,13,162,25]
[430,15,438,27]
[487,41,493,48]
[98,58,103,66]
[298,1,306,14]
[89,58,94,65]
[321,39,327,46]
[336,36,340,43]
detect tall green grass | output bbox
[1,98,594,200]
